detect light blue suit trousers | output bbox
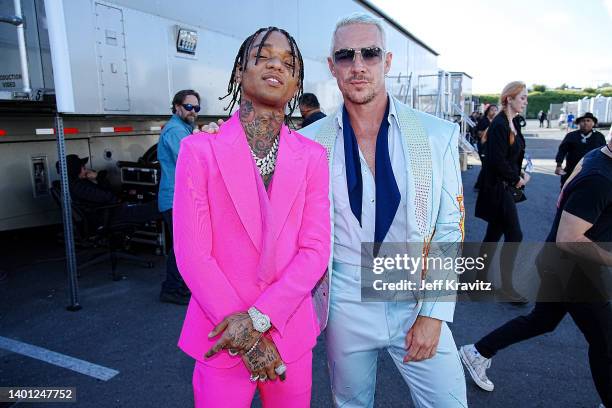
[326,263,468,407]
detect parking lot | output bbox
[0,122,605,407]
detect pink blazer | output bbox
[173,112,330,368]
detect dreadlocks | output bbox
[219,26,304,126]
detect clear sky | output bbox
[374,0,612,94]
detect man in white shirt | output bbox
[300,12,467,408]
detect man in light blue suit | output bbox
[300,13,468,407]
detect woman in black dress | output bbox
[475,81,529,302]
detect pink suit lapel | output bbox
[257,126,307,286]
[268,126,307,242]
[212,113,262,252]
[212,113,308,272]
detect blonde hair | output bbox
[481,81,526,146]
[500,81,526,108]
[331,12,387,55]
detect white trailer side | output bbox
[0,0,440,230]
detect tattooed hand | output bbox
[205,312,260,358]
[242,336,286,382]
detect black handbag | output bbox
[506,184,526,203]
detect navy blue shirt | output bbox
[301,111,326,128]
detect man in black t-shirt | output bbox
[549,147,612,244]
[460,142,612,406]
[555,112,606,187]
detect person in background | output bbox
[298,93,326,128]
[474,104,498,191]
[567,112,575,130]
[474,81,530,303]
[558,112,566,128]
[157,89,201,305]
[469,111,479,123]
[60,155,116,204]
[55,154,159,225]
[538,110,544,128]
[555,112,606,187]
[461,137,612,407]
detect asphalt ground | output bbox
[0,120,607,407]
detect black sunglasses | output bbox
[182,103,201,112]
[333,47,385,65]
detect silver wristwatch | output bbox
[248,307,271,333]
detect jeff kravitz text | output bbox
[371,279,492,291]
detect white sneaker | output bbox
[459,344,495,391]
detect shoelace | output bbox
[473,352,491,371]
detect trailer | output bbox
[1,0,442,231]
[559,97,612,128]
[578,96,590,117]
[590,95,612,126]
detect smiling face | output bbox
[327,23,391,105]
[236,30,301,110]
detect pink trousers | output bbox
[192,351,312,408]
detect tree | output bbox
[557,83,569,90]
[583,87,596,93]
[532,84,547,92]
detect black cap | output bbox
[575,112,598,125]
[56,154,88,180]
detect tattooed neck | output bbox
[239,99,284,159]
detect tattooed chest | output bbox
[239,100,283,159]
[252,143,276,160]
[245,126,278,158]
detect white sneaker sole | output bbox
[459,347,495,392]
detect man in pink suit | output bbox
[172,26,331,407]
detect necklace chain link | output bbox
[251,137,279,177]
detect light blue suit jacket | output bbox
[299,95,464,332]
